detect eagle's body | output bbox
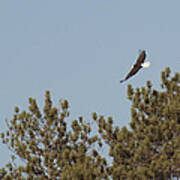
[120,50,150,83]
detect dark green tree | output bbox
[0,91,109,180]
[95,67,180,179]
[1,67,180,179]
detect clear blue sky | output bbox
[1,1,180,167]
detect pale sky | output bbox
[1,1,180,167]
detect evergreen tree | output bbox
[0,92,108,180]
[1,67,180,179]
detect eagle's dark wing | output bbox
[136,50,146,66]
[120,65,142,83]
[120,50,146,83]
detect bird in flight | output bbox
[120,50,151,83]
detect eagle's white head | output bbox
[130,61,151,69]
[141,61,151,68]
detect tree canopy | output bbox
[1,67,180,180]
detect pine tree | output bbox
[95,67,180,179]
[0,91,108,179]
[1,67,180,179]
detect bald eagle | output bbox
[120,50,150,83]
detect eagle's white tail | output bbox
[141,61,151,68]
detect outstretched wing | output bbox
[136,50,146,66]
[120,66,141,83]
[120,50,146,83]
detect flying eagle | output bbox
[120,50,150,83]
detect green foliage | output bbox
[0,91,108,179]
[1,67,180,179]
